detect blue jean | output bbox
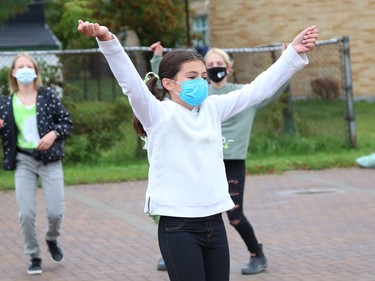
[15,153,65,258]
[158,213,230,281]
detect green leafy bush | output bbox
[64,134,92,163]
[64,98,134,163]
[0,66,10,96]
[0,97,137,165]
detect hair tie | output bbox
[144,72,160,83]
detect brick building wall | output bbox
[208,0,375,97]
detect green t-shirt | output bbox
[209,82,288,159]
[12,94,40,149]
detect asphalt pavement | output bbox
[0,167,374,281]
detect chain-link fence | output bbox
[0,36,356,163]
[224,37,356,150]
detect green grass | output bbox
[0,161,149,190]
[0,100,374,190]
[246,149,363,174]
[0,149,367,190]
[63,161,149,185]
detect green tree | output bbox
[0,0,31,26]
[100,0,186,47]
[45,0,186,49]
[45,0,97,49]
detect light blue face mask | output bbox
[172,78,208,107]
[14,67,37,85]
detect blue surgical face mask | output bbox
[15,67,37,85]
[172,78,208,107]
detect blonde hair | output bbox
[8,53,42,93]
[204,48,233,67]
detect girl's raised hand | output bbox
[77,20,112,41]
[150,41,164,56]
[291,25,319,54]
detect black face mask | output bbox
[207,67,227,82]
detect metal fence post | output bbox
[342,36,357,147]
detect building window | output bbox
[192,15,209,46]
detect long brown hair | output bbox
[133,49,204,137]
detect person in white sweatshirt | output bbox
[150,43,290,275]
[77,20,318,281]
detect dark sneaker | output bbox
[241,255,268,275]
[46,240,64,263]
[27,257,42,275]
[156,257,167,271]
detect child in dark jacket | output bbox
[0,53,72,275]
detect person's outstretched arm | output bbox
[77,20,161,131]
[150,41,163,73]
[215,25,318,121]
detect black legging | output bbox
[158,214,230,281]
[224,159,261,255]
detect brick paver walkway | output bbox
[1,167,374,281]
